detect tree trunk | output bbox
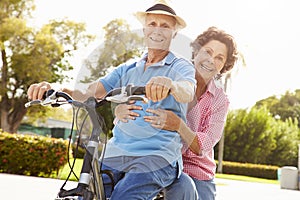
[1,98,27,133]
[0,95,11,132]
[217,133,225,173]
[217,73,231,173]
[0,49,9,132]
[0,49,27,133]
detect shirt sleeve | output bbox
[185,89,229,157]
[173,58,196,84]
[99,65,124,92]
[169,58,196,103]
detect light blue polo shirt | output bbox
[99,52,196,171]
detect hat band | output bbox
[146,3,176,15]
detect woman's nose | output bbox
[207,56,214,65]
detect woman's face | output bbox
[143,14,177,51]
[194,40,228,81]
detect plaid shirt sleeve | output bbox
[182,80,229,180]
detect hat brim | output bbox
[134,11,186,30]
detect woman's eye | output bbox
[217,57,224,62]
[200,49,210,57]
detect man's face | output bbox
[143,13,177,51]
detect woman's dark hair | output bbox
[191,26,238,74]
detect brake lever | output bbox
[41,89,57,105]
[106,94,148,104]
[25,89,59,108]
[127,95,148,103]
[24,100,43,108]
[106,94,129,104]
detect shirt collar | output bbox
[206,78,222,97]
[139,51,176,66]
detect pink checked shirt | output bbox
[182,79,229,180]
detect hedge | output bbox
[0,130,282,180]
[0,131,71,177]
[217,160,279,180]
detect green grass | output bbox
[58,158,279,184]
[57,158,83,181]
[216,173,279,184]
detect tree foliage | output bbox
[0,0,94,133]
[219,106,300,166]
[255,89,300,127]
[81,18,144,83]
[267,117,300,166]
[222,107,276,163]
[76,19,144,138]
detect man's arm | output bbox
[170,80,195,103]
[66,81,107,102]
[146,76,195,103]
[27,81,107,102]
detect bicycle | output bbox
[25,84,150,200]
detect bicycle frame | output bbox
[57,97,106,200]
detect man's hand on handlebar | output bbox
[27,77,173,103]
[25,84,148,108]
[27,81,52,100]
[145,76,172,102]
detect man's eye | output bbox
[206,50,213,56]
[147,22,156,27]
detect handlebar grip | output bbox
[42,89,55,99]
[42,89,73,101]
[105,85,146,98]
[127,86,146,95]
[55,91,73,101]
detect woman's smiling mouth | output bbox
[200,63,214,72]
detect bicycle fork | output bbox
[57,99,107,200]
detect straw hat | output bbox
[135,0,186,30]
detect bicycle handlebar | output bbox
[96,85,147,106]
[25,84,146,108]
[25,84,146,200]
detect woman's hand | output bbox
[114,101,142,122]
[144,108,181,131]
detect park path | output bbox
[1,173,300,200]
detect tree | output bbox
[267,117,300,166]
[0,0,94,133]
[222,107,276,164]
[79,19,144,83]
[216,72,230,173]
[76,19,144,137]
[219,106,300,166]
[217,51,247,173]
[256,90,300,128]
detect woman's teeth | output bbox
[201,64,213,72]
